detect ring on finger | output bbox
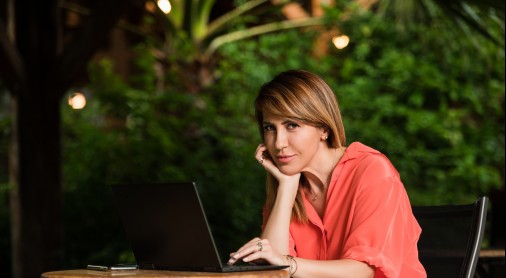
[257,241,263,252]
[258,156,264,165]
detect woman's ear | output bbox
[321,129,329,141]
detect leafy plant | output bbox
[35,0,506,269]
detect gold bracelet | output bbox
[291,256,298,276]
[285,255,297,277]
[284,255,292,275]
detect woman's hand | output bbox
[255,144,301,186]
[228,237,287,266]
[254,143,300,258]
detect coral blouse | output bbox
[264,142,426,277]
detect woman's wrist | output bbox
[277,181,299,200]
[284,255,298,277]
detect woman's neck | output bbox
[303,146,346,196]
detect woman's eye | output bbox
[263,125,275,131]
[287,123,299,129]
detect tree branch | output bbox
[0,11,26,94]
[204,16,324,57]
[51,0,138,96]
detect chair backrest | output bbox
[412,196,488,278]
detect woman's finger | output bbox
[254,146,280,173]
[228,238,266,265]
[255,145,268,163]
[228,238,257,261]
[242,240,270,262]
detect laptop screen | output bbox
[111,182,224,270]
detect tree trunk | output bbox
[8,1,62,277]
[10,94,63,278]
[1,0,137,277]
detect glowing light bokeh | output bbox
[157,0,172,14]
[332,35,350,49]
[68,92,86,109]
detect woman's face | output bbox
[262,112,327,176]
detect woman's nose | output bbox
[275,130,288,151]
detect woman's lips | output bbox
[276,155,295,163]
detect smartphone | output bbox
[87,265,108,271]
[87,264,138,271]
[110,264,138,270]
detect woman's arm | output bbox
[260,180,298,254]
[255,143,301,254]
[229,155,374,278]
[228,172,299,266]
[228,144,299,265]
[230,239,374,278]
[291,258,374,278]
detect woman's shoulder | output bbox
[344,142,398,177]
[347,141,389,153]
[344,142,384,161]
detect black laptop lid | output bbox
[111,182,223,270]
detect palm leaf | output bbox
[204,16,324,57]
[375,0,504,46]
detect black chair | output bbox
[412,196,489,278]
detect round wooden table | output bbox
[41,269,289,278]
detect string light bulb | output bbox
[157,0,172,14]
[68,92,86,110]
[332,35,350,49]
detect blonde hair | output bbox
[254,70,346,222]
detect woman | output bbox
[228,70,426,277]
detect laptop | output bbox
[110,182,288,272]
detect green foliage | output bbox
[26,1,506,269]
[59,26,325,265]
[329,8,505,205]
